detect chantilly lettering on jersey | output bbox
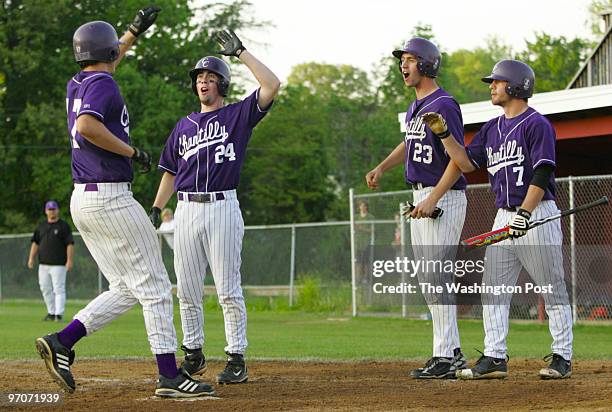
[486,141,525,175]
[178,119,229,158]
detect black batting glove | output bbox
[509,208,531,238]
[149,206,161,227]
[131,146,151,173]
[216,30,246,58]
[129,6,161,37]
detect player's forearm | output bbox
[239,50,281,108]
[377,142,405,173]
[66,244,74,263]
[28,243,39,261]
[153,172,176,209]
[76,115,135,157]
[520,185,546,214]
[428,161,463,203]
[439,136,475,173]
[114,31,137,68]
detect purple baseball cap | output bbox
[45,200,59,210]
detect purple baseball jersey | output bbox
[466,107,557,208]
[159,89,271,192]
[404,88,467,190]
[66,71,133,183]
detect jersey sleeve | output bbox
[63,222,75,245]
[527,119,557,170]
[78,76,117,122]
[240,88,273,129]
[158,123,179,175]
[466,127,488,169]
[31,227,40,244]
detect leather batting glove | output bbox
[509,208,531,238]
[421,112,450,139]
[131,146,151,173]
[149,207,161,227]
[216,30,246,58]
[129,6,161,37]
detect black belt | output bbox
[408,182,432,190]
[177,192,225,203]
[502,206,519,212]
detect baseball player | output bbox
[425,59,573,379]
[365,37,467,379]
[35,8,216,398]
[148,30,280,384]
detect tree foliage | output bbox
[0,3,597,232]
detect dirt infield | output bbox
[2,359,611,411]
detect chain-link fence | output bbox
[0,222,352,308]
[1,175,610,322]
[351,175,612,322]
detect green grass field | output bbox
[2,299,610,361]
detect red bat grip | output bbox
[461,226,510,250]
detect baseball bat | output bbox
[461,196,609,250]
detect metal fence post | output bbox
[289,225,296,307]
[400,202,407,318]
[349,188,357,317]
[569,176,577,324]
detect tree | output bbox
[588,0,612,36]
[0,0,262,232]
[517,32,592,92]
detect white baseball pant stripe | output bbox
[174,190,247,354]
[411,188,467,358]
[70,182,177,354]
[38,264,67,315]
[482,200,573,360]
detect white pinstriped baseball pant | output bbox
[483,200,573,360]
[174,190,248,355]
[70,183,177,354]
[411,188,467,358]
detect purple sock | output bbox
[57,319,87,349]
[156,353,179,379]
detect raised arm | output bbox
[216,30,281,108]
[115,6,161,69]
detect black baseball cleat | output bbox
[217,353,248,384]
[180,345,207,376]
[452,347,467,370]
[539,353,572,379]
[55,315,63,322]
[43,314,55,321]
[35,333,76,393]
[155,369,215,398]
[456,351,508,380]
[410,357,456,379]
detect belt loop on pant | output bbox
[85,183,98,192]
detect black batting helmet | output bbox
[73,21,120,64]
[392,37,441,78]
[482,60,535,99]
[189,56,231,97]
